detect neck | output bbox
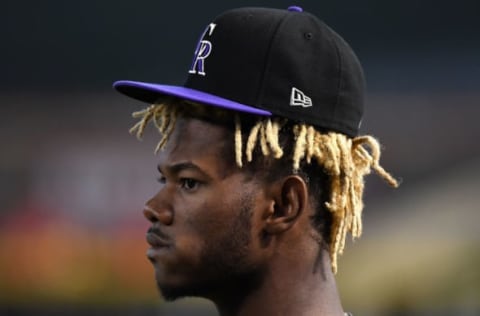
[212,245,345,316]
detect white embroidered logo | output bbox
[290,87,312,108]
[189,23,217,76]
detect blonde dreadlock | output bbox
[130,102,398,273]
[130,103,179,154]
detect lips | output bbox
[146,232,171,248]
[145,227,173,263]
[146,229,172,248]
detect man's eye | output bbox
[180,178,200,191]
[157,176,166,184]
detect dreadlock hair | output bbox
[129,98,398,273]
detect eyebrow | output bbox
[157,162,213,180]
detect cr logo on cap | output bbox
[189,23,217,76]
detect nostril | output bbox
[143,206,159,223]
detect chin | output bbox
[158,281,209,302]
[159,286,184,302]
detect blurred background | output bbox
[1,0,479,315]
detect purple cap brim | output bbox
[113,80,272,116]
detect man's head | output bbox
[142,113,262,301]
[139,102,334,302]
[114,5,398,304]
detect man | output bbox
[114,6,398,316]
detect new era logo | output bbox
[290,87,312,108]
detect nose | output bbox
[143,195,174,225]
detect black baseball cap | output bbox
[114,6,365,137]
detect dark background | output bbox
[1,1,479,315]
[3,0,479,92]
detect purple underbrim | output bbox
[113,80,272,116]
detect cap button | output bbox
[287,6,303,12]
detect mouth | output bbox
[146,232,171,248]
[145,229,172,263]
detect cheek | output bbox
[168,199,239,277]
[174,235,204,267]
[187,198,234,241]
[174,195,232,251]
[174,178,264,260]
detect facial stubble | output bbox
[159,193,263,301]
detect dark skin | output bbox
[143,117,345,316]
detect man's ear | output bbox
[264,175,308,235]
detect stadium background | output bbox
[1,0,479,315]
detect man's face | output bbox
[143,117,269,301]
